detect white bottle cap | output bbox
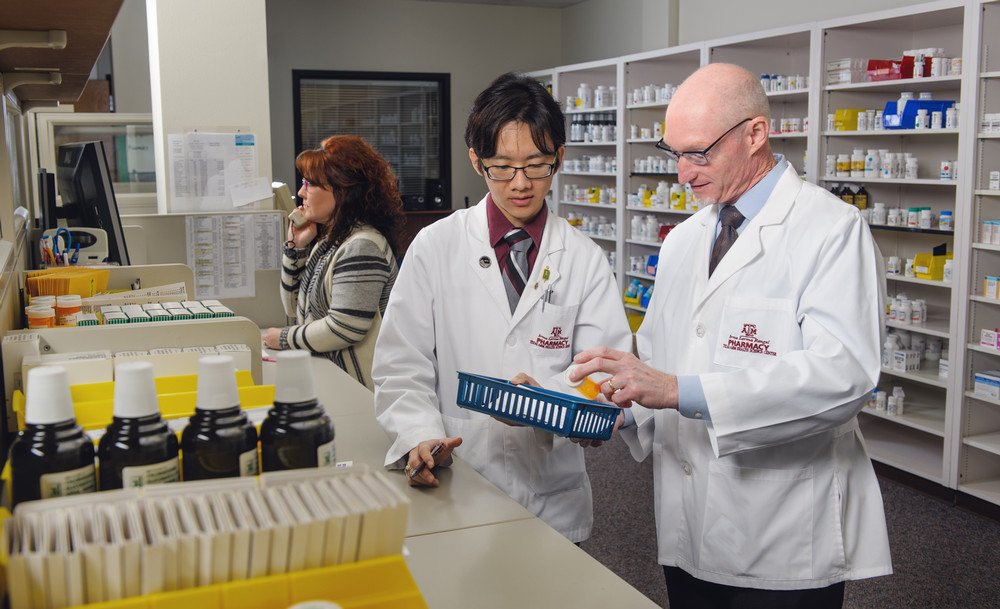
[113,361,161,418]
[24,365,76,425]
[195,355,239,411]
[274,350,317,403]
[563,365,584,388]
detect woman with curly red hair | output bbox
[263,135,404,389]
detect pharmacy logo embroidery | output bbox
[531,326,571,350]
[723,323,777,356]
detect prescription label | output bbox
[121,457,181,488]
[40,464,97,499]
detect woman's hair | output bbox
[296,135,405,255]
[464,72,565,160]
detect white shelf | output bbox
[626,271,655,281]
[626,138,660,144]
[970,295,1000,306]
[974,190,1000,197]
[957,479,1000,506]
[626,205,695,215]
[964,432,1000,457]
[565,106,619,115]
[585,233,617,243]
[822,128,959,136]
[626,102,669,110]
[824,74,962,93]
[560,200,617,209]
[979,133,1000,139]
[765,89,808,100]
[857,415,944,484]
[886,317,950,339]
[820,175,958,186]
[980,71,1000,79]
[965,344,1000,358]
[885,275,952,289]
[626,238,663,248]
[768,132,808,139]
[862,396,946,437]
[880,365,949,389]
[565,141,616,147]
[624,303,647,313]
[964,391,1000,407]
[561,171,617,177]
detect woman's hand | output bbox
[405,437,463,487]
[262,327,282,350]
[287,207,317,249]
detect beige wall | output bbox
[562,0,677,63]
[265,0,562,209]
[677,0,924,45]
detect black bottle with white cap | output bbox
[260,350,335,471]
[180,355,258,480]
[9,366,96,507]
[98,361,180,490]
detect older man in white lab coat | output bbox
[373,73,633,543]
[572,63,892,608]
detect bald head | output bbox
[668,63,770,132]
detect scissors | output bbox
[53,228,72,263]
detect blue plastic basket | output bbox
[456,372,619,440]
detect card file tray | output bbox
[456,371,619,440]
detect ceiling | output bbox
[406,0,584,7]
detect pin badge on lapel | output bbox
[479,256,491,268]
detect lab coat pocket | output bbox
[525,301,580,359]
[527,437,587,496]
[713,297,798,369]
[700,462,813,580]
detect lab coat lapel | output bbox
[510,207,564,326]
[697,165,800,307]
[466,202,517,318]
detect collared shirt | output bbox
[677,154,788,421]
[486,192,548,278]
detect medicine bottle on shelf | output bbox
[564,365,602,401]
[10,366,96,507]
[180,355,258,480]
[260,350,336,472]
[98,361,179,490]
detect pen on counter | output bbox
[408,442,445,479]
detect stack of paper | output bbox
[25,268,111,299]
[1,465,409,609]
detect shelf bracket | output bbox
[0,29,67,52]
[2,72,62,95]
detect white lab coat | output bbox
[373,196,633,542]
[623,164,892,589]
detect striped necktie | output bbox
[502,228,532,313]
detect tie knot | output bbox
[719,205,744,228]
[504,228,531,251]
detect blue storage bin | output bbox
[882,99,955,129]
[456,372,619,440]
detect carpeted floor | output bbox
[581,434,1000,608]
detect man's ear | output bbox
[469,148,484,176]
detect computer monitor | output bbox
[56,141,131,266]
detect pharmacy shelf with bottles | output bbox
[530,0,1000,507]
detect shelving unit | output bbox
[530,0,1000,508]
[960,0,1000,506]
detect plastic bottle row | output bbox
[566,212,614,237]
[826,150,958,181]
[10,351,335,508]
[759,73,809,93]
[569,112,617,143]
[628,83,676,106]
[867,387,908,416]
[566,83,616,111]
[769,117,808,134]
[563,155,617,173]
[887,255,953,282]
[563,184,617,205]
[633,155,676,175]
[630,215,677,242]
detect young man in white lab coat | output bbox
[372,73,633,542]
[571,63,892,607]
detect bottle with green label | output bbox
[98,361,180,490]
[180,355,258,480]
[260,350,336,471]
[10,366,96,507]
